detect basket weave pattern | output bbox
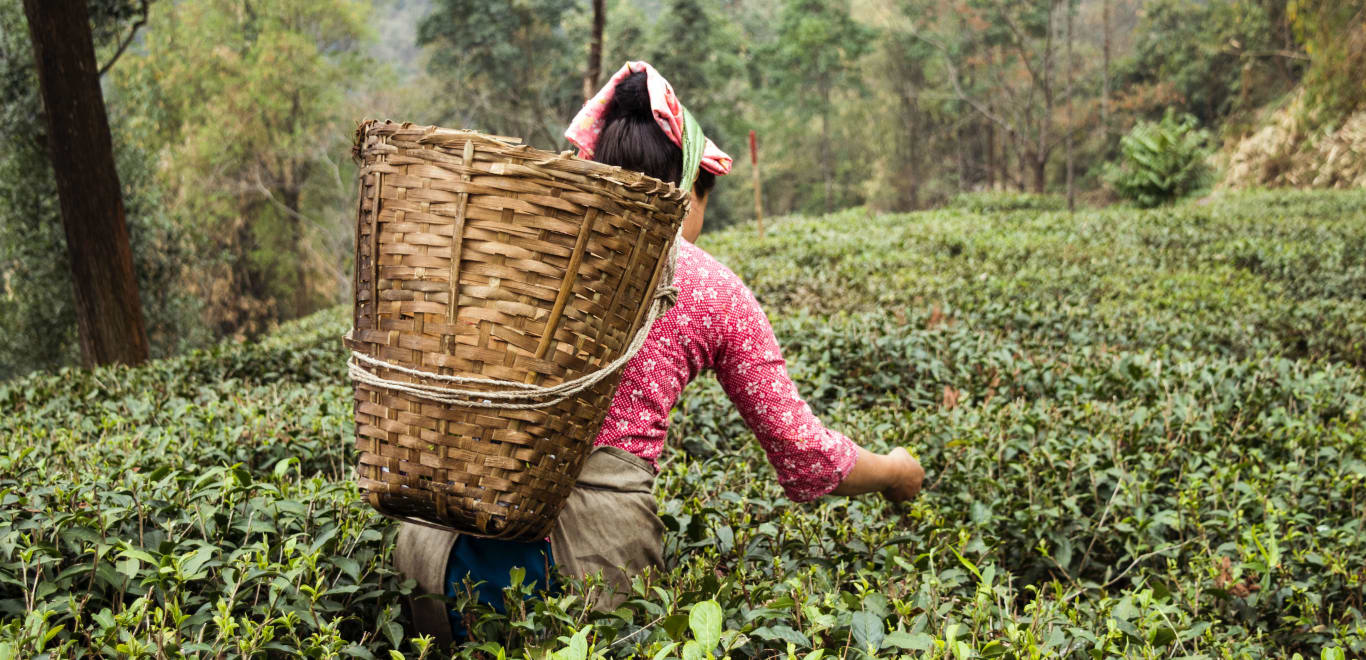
[346,121,686,541]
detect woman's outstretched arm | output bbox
[703,256,926,503]
[830,447,925,502]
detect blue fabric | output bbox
[444,535,555,640]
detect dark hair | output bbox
[593,71,716,199]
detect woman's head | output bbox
[593,71,715,239]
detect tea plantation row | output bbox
[2,191,1363,658]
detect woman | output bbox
[395,61,925,646]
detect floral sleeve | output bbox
[708,275,860,502]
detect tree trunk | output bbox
[23,0,149,368]
[1065,0,1075,212]
[1037,0,1056,196]
[821,82,832,214]
[899,88,921,210]
[1016,139,1028,192]
[985,50,997,190]
[906,102,921,210]
[583,0,605,101]
[986,122,996,191]
[282,185,310,318]
[1102,0,1111,140]
[955,116,966,193]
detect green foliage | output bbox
[1118,0,1302,128]
[418,0,584,149]
[3,192,1365,657]
[1105,111,1211,207]
[116,0,374,337]
[758,0,872,99]
[1288,0,1366,121]
[946,192,1065,213]
[756,0,874,214]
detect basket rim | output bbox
[353,118,690,205]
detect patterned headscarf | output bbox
[565,61,733,192]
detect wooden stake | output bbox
[750,130,763,239]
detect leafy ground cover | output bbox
[2,191,1364,658]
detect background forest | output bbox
[1,0,1363,379]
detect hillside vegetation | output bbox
[1224,91,1366,190]
[2,191,1365,658]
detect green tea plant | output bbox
[2,191,1364,658]
[946,192,1066,213]
[1105,111,1213,208]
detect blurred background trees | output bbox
[418,0,583,147]
[117,0,373,337]
[757,0,873,214]
[2,0,1362,379]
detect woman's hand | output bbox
[881,447,925,502]
[831,446,926,501]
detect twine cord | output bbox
[346,232,682,410]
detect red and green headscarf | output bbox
[565,61,733,193]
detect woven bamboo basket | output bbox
[344,120,687,541]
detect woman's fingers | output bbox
[883,448,925,502]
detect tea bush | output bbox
[2,191,1364,658]
[946,192,1066,213]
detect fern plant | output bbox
[1105,110,1211,207]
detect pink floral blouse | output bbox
[593,239,859,501]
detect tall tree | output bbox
[2,1,202,379]
[584,0,605,101]
[419,0,582,149]
[916,0,1077,193]
[1101,0,1111,139]
[22,0,148,367]
[1064,0,1075,211]
[880,27,940,210]
[760,0,872,213]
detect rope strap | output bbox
[346,233,682,410]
